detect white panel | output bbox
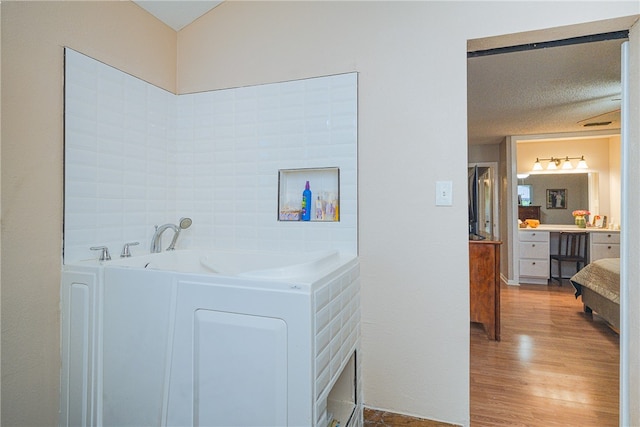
[519,260,550,277]
[590,231,621,244]
[518,242,549,259]
[193,310,288,427]
[67,284,90,427]
[518,231,550,242]
[166,279,313,426]
[591,243,620,261]
[59,269,99,427]
[101,268,174,427]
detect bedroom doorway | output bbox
[467,16,639,426]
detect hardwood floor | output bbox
[471,282,619,426]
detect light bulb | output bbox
[547,158,557,170]
[532,158,543,171]
[577,156,589,169]
[562,157,573,170]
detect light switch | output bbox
[436,181,453,206]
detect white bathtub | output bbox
[60,249,361,427]
[108,248,343,282]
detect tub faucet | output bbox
[90,245,111,261]
[150,217,193,253]
[120,241,140,258]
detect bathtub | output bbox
[108,248,344,282]
[60,249,361,427]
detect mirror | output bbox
[517,184,532,206]
[477,166,494,235]
[518,173,591,225]
[469,163,497,239]
[514,133,620,227]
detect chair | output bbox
[549,232,588,285]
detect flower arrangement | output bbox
[572,210,590,217]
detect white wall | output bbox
[1,3,177,425]
[177,2,640,425]
[2,2,640,426]
[469,143,501,164]
[64,49,357,263]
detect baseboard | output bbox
[501,273,520,286]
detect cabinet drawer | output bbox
[519,231,549,243]
[519,259,549,278]
[591,243,620,261]
[590,232,620,244]
[519,241,549,259]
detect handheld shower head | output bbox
[179,217,193,229]
[164,217,193,251]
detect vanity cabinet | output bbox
[518,230,550,285]
[590,231,620,261]
[517,228,621,285]
[469,240,501,341]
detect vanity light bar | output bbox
[532,156,588,172]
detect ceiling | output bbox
[131,2,626,146]
[133,0,222,31]
[468,36,625,145]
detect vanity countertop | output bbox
[519,224,619,233]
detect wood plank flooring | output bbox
[471,283,619,426]
[363,283,618,426]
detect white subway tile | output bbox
[64,49,357,263]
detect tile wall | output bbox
[64,49,357,263]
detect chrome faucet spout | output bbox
[150,223,179,253]
[149,217,193,253]
[166,229,181,251]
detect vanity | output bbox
[518,225,620,285]
[511,131,621,288]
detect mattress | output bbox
[570,258,620,304]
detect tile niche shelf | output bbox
[278,167,340,222]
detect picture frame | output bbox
[546,188,567,209]
[593,215,607,228]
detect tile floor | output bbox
[363,408,457,426]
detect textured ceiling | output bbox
[467,37,624,145]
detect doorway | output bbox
[467,17,639,426]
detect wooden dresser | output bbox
[518,205,541,222]
[469,240,502,341]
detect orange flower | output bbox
[572,210,590,217]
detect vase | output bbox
[575,215,586,228]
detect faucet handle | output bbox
[90,246,112,261]
[120,241,140,258]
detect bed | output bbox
[570,257,620,331]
